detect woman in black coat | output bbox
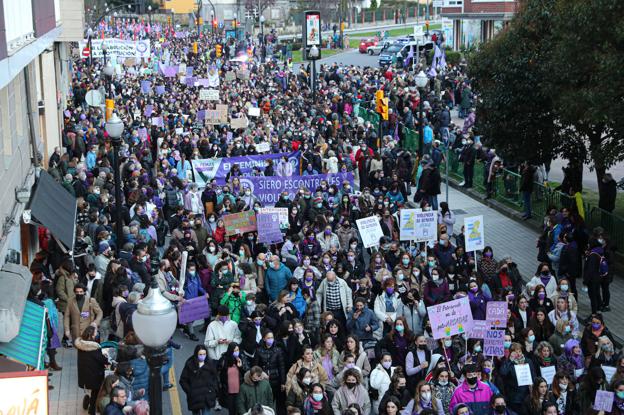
[179,345,220,415]
[218,342,248,415]
[75,326,108,415]
[253,330,287,415]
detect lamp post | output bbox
[104,113,125,257]
[415,70,428,156]
[309,45,320,102]
[103,62,114,97]
[148,5,152,26]
[86,27,93,66]
[259,15,266,63]
[132,279,178,415]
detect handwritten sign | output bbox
[205,104,228,125]
[483,329,505,357]
[468,319,488,339]
[223,211,257,236]
[356,216,384,248]
[0,371,48,414]
[427,297,474,339]
[258,207,289,229]
[230,117,248,129]
[594,390,614,412]
[486,301,507,327]
[178,296,210,324]
[257,213,283,244]
[225,71,236,82]
[199,89,220,101]
[514,364,533,386]
[540,366,556,385]
[248,107,261,117]
[464,215,485,252]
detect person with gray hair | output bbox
[317,270,353,329]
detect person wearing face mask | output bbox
[205,306,242,361]
[179,344,220,415]
[466,280,491,321]
[253,330,287,413]
[431,368,456,415]
[578,366,608,414]
[332,369,372,415]
[299,230,323,260]
[423,268,451,308]
[402,381,445,415]
[449,364,494,414]
[405,335,432,388]
[375,317,413,373]
[487,394,516,415]
[528,286,554,316]
[374,279,400,335]
[216,342,247,415]
[547,372,578,415]
[396,289,426,337]
[129,246,151,284]
[590,335,620,368]
[499,344,536,414]
[75,326,108,415]
[378,373,410,415]
[302,383,332,415]
[526,262,558,300]
[609,379,624,415]
[286,367,315,412]
[64,283,103,345]
[370,353,397,413]
[548,319,575,357]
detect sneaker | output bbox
[214,403,223,411]
[63,339,73,348]
[163,384,174,391]
[459,181,465,186]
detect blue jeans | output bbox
[161,347,173,384]
[522,191,532,217]
[430,195,439,211]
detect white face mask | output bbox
[421,391,432,402]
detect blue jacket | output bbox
[289,288,307,318]
[86,151,97,170]
[184,273,206,299]
[423,126,434,144]
[265,263,292,301]
[346,306,379,342]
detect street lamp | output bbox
[309,45,320,102]
[132,279,177,415]
[259,15,266,62]
[86,28,94,66]
[104,113,125,257]
[148,5,152,26]
[415,70,428,155]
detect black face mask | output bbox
[345,382,357,389]
[494,405,506,414]
[417,344,427,350]
[466,376,477,386]
[75,294,85,301]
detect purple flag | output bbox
[144,104,153,117]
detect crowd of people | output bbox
[25,15,621,415]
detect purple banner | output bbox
[197,78,210,87]
[192,151,301,187]
[186,66,194,76]
[238,172,355,206]
[257,213,283,244]
[185,76,196,87]
[178,296,210,324]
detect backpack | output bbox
[591,251,609,277]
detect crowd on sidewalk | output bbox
[25,14,622,415]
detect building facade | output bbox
[439,0,518,50]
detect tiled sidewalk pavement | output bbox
[49,184,624,414]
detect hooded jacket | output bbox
[75,338,107,390]
[448,379,494,414]
[265,263,293,302]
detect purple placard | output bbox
[192,151,301,186]
[468,319,488,339]
[140,80,152,94]
[174,31,188,39]
[178,296,210,324]
[257,213,283,244]
[197,110,206,121]
[164,66,177,77]
[594,390,614,412]
[486,301,508,327]
[185,76,196,87]
[483,329,505,357]
[155,85,166,95]
[151,116,163,127]
[186,66,194,76]
[144,104,153,117]
[197,78,211,87]
[426,297,475,339]
[237,173,355,206]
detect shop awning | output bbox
[29,170,77,251]
[0,263,31,342]
[0,300,47,370]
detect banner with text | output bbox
[79,39,151,59]
[427,296,474,339]
[192,151,301,186]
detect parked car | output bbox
[358,38,378,53]
[366,41,391,55]
[378,43,403,66]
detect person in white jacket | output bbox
[374,280,400,336]
[204,305,242,361]
[370,353,397,415]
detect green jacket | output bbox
[220,291,246,323]
[237,371,274,415]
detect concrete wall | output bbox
[57,0,85,42]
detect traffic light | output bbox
[380,97,389,121]
[212,19,218,28]
[425,20,430,32]
[233,19,237,29]
[193,42,198,54]
[216,44,222,58]
[375,90,384,114]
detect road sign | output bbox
[82,47,90,58]
[85,90,103,107]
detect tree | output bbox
[369,0,378,11]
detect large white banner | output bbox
[399,209,438,242]
[79,39,151,59]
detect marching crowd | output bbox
[26,16,620,415]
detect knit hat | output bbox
[98,241,111,254]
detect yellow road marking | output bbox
[169,364,182,415]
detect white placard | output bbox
[540,366,556,385]
[256,142,270,153]
[248,107,261,117]
[464,215,485,252]
[603,365,616,384]
[399,209,438,242]
[199,89,220,101]
[178,63,187,74]
[514,364,533,387]
[258,207,289,229]
[356,216,384,248]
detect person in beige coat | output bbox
[285,345,329,393]
[64,283,103,342]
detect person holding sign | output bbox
[499,343,536,414]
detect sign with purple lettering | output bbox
[237,173,354,206]
[427,297,474,339]
[594,390,614,412]
[483,329,505,357]
[178,296,210,324]
[486,301,508,327]
[257,213,283,244]
[468,319,488,339]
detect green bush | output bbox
[427,48,462,66]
